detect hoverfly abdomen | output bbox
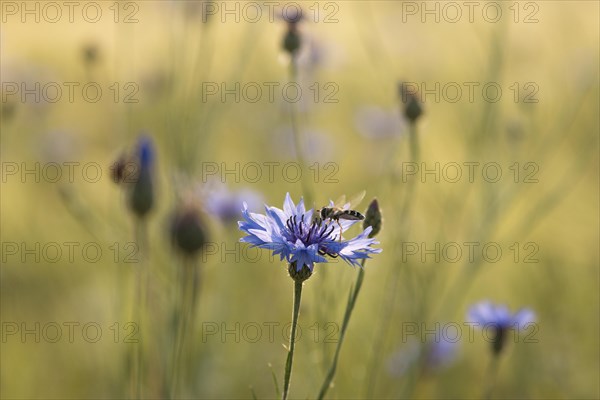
[340,209,364,221]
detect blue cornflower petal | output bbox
[467,301,497,327]
[283,192,296,217]
[512,308,536,331]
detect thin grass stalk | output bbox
[317,259,366,399]
[288,59,314,208]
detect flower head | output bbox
[398,82,424,125]
[467,301,536,355]
[128,135,155,218]
[238,193,381,273]
[280,6,303,56]
[170,201,209,258]
[82,41,100,66]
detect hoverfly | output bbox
[316,191,366,241]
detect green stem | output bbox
[132,219,148,399]
[408,123,420,164]
[399,123,420,225]
[484,354,500,400]
[317,261,366,400]
[282,280,303,400]
[169,259,195,399]
[288,59,314,207]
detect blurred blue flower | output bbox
[136,135,154,169]
[238,193,381,272]
[467,301,536,354]
[424,333,460,371]
[387,326,459,377]
[205,184,263,224]
[467,301,536,331]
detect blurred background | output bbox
[1,1,598,399]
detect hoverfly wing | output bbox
[333,194,347,209]
[343,190,366,210]
[332,191,365,210]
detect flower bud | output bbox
[82,42,99,66]
[170,207,209,257]
[288,262,312,283]
[128,135,155,218]
[398,82,424,124]
[363,198,382,238]
[283,30,302,56]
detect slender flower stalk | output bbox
[117,135,155,399]
[168,200,209,398]
[132,219,149,399]
[169,259,195,399]
[317,199,382,400]
[288,78,314,207]
[398,82,423,223]
[282,269,305,400]
[484,353,500,400]
[281,8,314,207]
